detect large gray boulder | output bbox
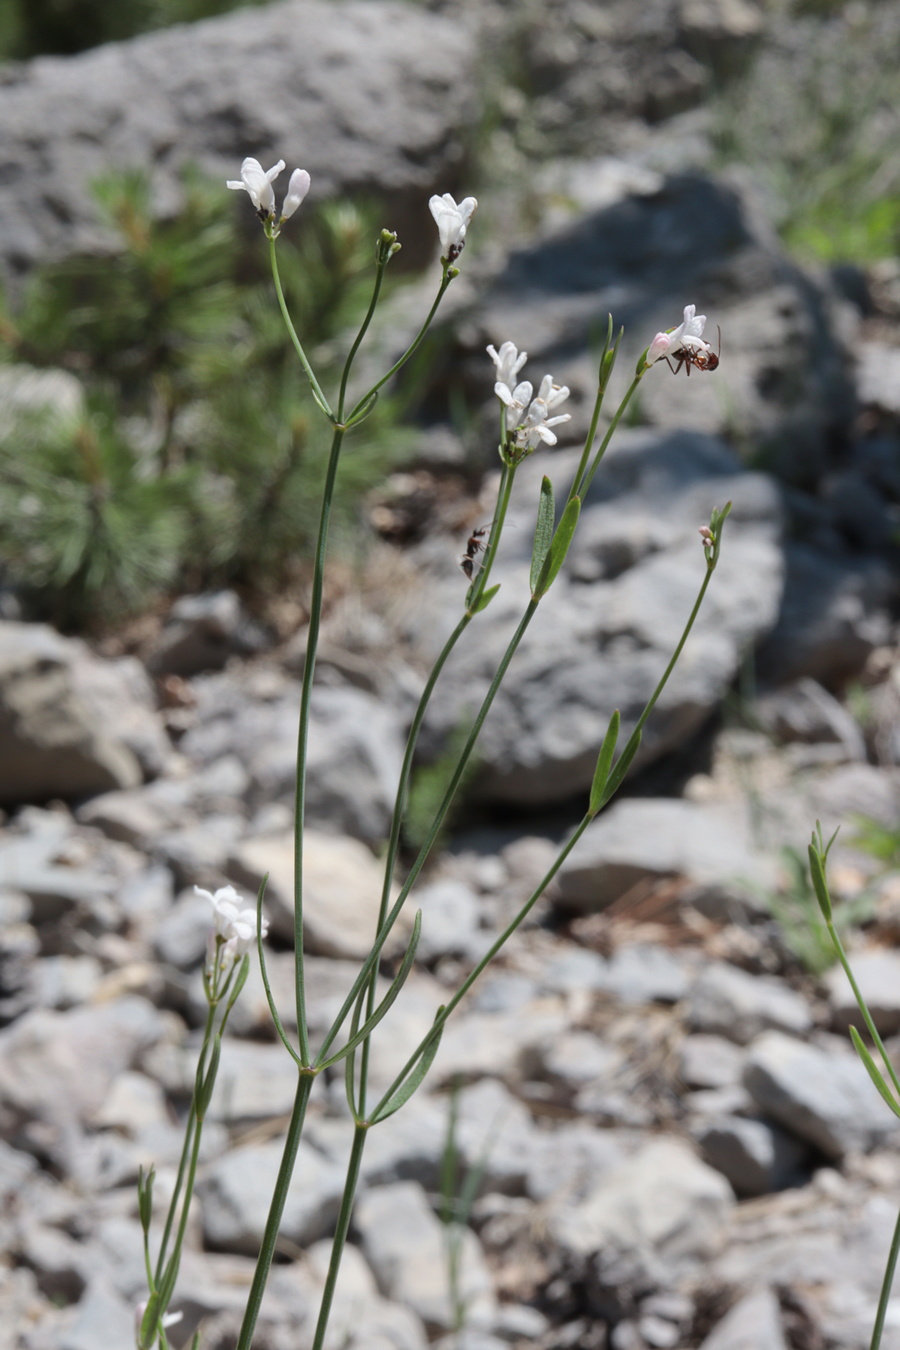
[0,0,478,283]
[0,621,170,805]
[412,433,783,805]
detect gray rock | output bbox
[0,0,477,283]
[601,944,691,1006]
[354,1181,496,1333]
[549,1137,733,1269]
[679,1034,746,1090]
[0,997,166,1159]
[414,434,783,807]
[309,1078,537,1197]
[229,828,411,960]
[686,962,813,1045]
[414,877,485,964]
[528,1028,622,1089]
[557,799,771,912]
[183,677,405,844]
[826,948,900,1035]
[539,947,610,994]
[756,543,892,686]
[743,1031,894,1159]
[697,1286,787,1350]
[59,1278,134,1350]
[754,677,867,761]
[525,1123,630,1204]
[0,622,154,804]
[147,590,246,676]
[199,1137,345,1254]
[694,1115,809,1197]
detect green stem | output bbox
[269,237,334,420]
[346,274,452,423]
[465,460,516,612]
[337,254,389,423]
[293,424,346,1064]
[567,344,619,506]
[154,1003,215,1282]
[316,598,541,1066]
[371,811,595,1118]
[234,1072,315,1350]
[577,373,642,499]
[870,1203,900,1350]
[309,1123,369,1350]
[829,925,900,1103]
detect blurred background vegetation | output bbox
[2,0,900,628]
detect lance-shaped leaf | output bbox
[346,389,379,427]
[316,910,423,1070]
[597,726,643,809]
[589,710,620,816]
[807,841,832,922]
[371,1007,446,1124]
[196,1034,222,1120]
[533,496,581,599]
[849,1026,900,1120]
[473,583,501,614]
[530,476,555,593]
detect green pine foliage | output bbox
[0,169,411,627]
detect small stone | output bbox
[743,1031,894,1159]
[697,1285,787,1350]
[687,963,813,1045]
[694,1115,809,1197]
[679,1034,745,1089]
[355,1180,496,1334]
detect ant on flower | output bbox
[667,325,721,377]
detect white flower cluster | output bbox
[646,304,711,366]
[429,193,478,263]
[196,884,268,972]
[227,157,310,227]
[487,341,571,453]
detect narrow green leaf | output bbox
[529,476,555,593]
[346,389,379,427]
[849,1026,900,1119]
[371,1009,446,1123]
[224,954,251,1016]
[589,710,620,816]
[317,910,423,1070]
[598,726,642,808]
[197,1034,221,1119]
[140,1292,161,1349]
[807,842,833,922]
[137,1164,155,1234]
[533,496,581,599]
[473,583,501,613]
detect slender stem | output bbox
[346,274,452,423]
[309,1123,369,1350]
[870,1203,900,1350]
[355,610,472,1115]
[829,925,900,1102]
[567,346,619,507]
[269,237,334,419]
[337,255,389,422]
[316,598,541,1066]
[292,424,346,1064]
[355,464,516,1112]
[466,461,516,612]
[235,1072,315,1350]
[578,373,642,499]
[154,1002,215,1282]
[372,811,596,1118]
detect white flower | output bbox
[227,157,311,224]
[499,372,571,452]
[196,884,268,970]
[646,303,711,365]
[429,192,478,262]
[487,341,528,389]
[282,168,311,220]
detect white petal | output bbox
[282,168,311,219]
